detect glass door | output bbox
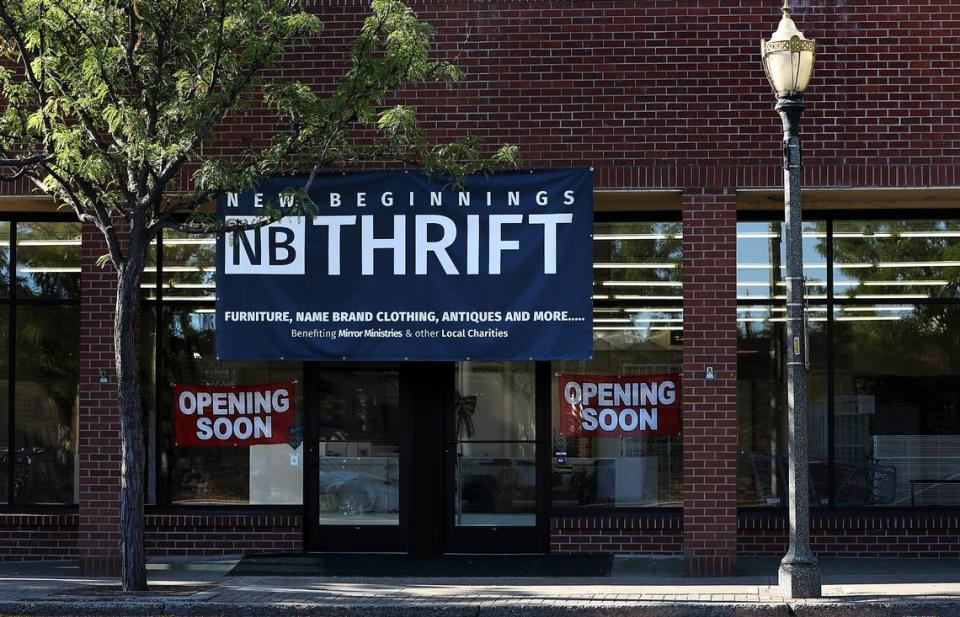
[445,361,544,553]
[306,365,405,551]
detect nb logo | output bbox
[224,216,305,275]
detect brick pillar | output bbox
[681,187,738,577]
[78,224,122,576]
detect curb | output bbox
[2,600,960,617]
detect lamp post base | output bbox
[778,558,822,599]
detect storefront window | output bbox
[0,219,80,505]
[156,307,303,504]
[831,306,960,506]
[737,217,960,509]
[832,218,960,507]
[146,230,303,506]
[552,221,683,509]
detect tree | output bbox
[0,0,518,590]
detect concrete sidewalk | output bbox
[0,556,959,616]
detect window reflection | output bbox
[0,308,9,501]
[454,362,536,526]
[148,231,215,302]
[736,317,827,506]
[736,221,825,301]
[316,370,399,525]
[833,305,960,506]
[452,362,537,526]
[833,220,960,300]
[736,217,960,509]
[157,308,302,505]
[14,306,79,503]
[15,222,81,299]
[591,221,681,306]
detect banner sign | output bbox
[215,169,593,361]
[173,382,296,447]
[558,374,681,438]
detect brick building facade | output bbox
[2,1,960,577]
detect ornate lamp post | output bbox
[761,0,821,600]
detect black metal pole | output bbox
[776,92,822,599]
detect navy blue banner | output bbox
[215,169,593,361]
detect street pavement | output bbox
[0,555,959,616]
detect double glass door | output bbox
[305,362,547,553]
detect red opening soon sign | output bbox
[558,374,681,438]
[173,382,296,447]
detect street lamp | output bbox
[761,0,821,600]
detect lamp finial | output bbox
[782,0,791,17]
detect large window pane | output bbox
[736,313,827,506]
[158,307,302,504]
[554,221,683,510]
[15,222,81,299]
[14,306,79,503]
[737,221,826,301]
[454,362,535,526]
[316,370,399,525]
[592,221,681,309]
[736,218,829,507]
[833,220,960,300]
[153,230,215,302]
[553,328,682,509]
[833,305,960,507]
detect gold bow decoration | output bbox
[454,391,478,439]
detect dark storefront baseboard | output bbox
[0,512,78,561]
[551,512,684,555]
[4,508,960,561]
[739,510,960,558]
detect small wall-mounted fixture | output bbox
[99,369,109,385]
[705,366,716,380]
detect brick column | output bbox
[78,224,122,576]
[681,187,738,577]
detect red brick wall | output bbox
[77,224,122,576]
[739,512,960,559]
[0,514,78,561]
[551,514,682,554]
[681,188,739,576]
[202,0,960,194]
[2,0,955,197]
[145,514,302,556]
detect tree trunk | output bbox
[116,256,147,592]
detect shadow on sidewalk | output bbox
[1,555,958,587]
